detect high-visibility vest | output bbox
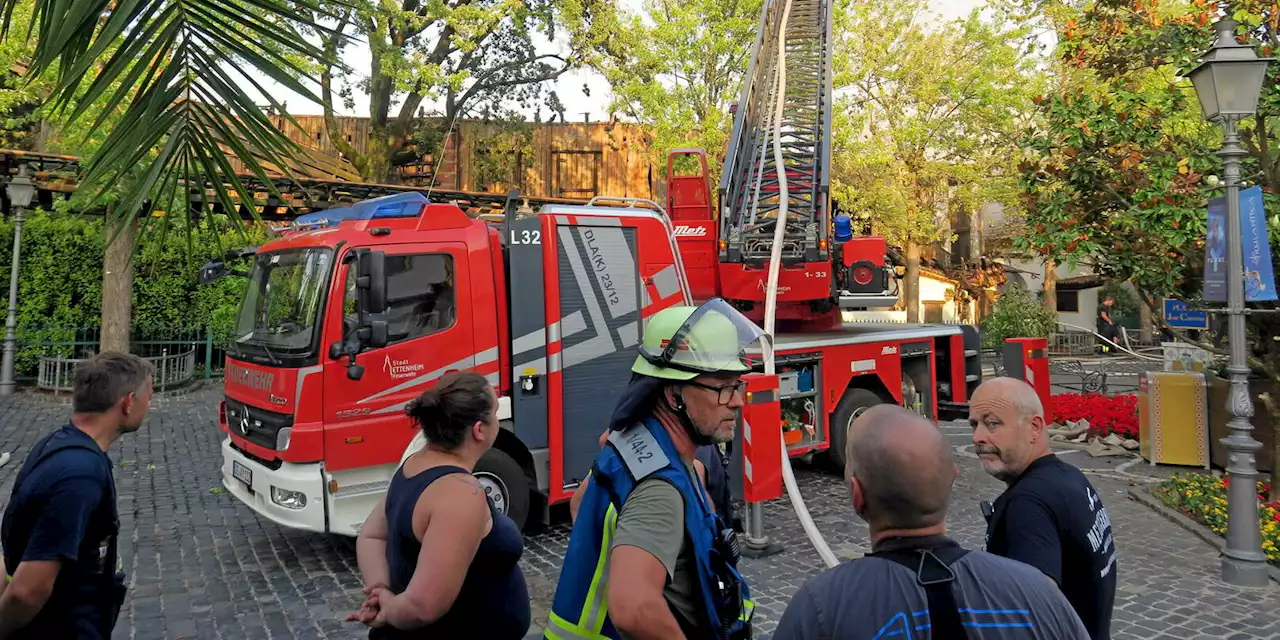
[544,416,754,640]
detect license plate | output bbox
[232,460,253,487]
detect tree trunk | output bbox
[1138,293,1154,342]
[366,126,395,184]
[1042,258,1057,314]
[905,242,921,323]
[99,215,137,353]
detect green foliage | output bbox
[470,119,536,190]
[1015,0,1280,379]
[981,284,1058,350]
[2,0,341,241]
[830,0,1040,248]
[0,211,266,374]
[591,0,762,185]
[0,0,50,150]
[1098,279,1140,321]
[1016,1,1223,297]
[313,0,617,182]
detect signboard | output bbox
[1162,298,1209,330]
[1240,186,1277,302]
[1202,187,1277,303]
[1204,196,1227,302]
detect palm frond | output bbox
[2,0,350,232]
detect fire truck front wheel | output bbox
[827,387,889,471]
[475,448,530,531]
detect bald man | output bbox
[970,377,1117,640]
[774,405,1088,639]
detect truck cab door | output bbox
[320,242,476,535]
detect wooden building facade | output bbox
[245,114,661,203]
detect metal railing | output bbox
[15,326,230,386]
[981,324,1218,395]
[37,347,198,392]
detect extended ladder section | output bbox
[718,0,832,266]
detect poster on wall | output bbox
[1239,186,1277,302]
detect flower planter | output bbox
[1206,374,1275,473]
[1049,393,1139,439]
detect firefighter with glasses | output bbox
[546,299,762,640]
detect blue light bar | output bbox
[292,192,428,227]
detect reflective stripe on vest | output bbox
[545,417,753,640]
[548,503,618,640]
[546,614,612,640]
[581,503,618,633]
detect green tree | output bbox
[313,0,620,183]
[981,283,1058,350]
[830,0,1039,321]
[1015,0,1280,485]
[469,118,536,190]
[0,0,340,351]
[592,0,763,186]
[1098,279,1141,328]
[1,0,338,220]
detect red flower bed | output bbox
[1049,393,1139,438]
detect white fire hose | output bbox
[752,0,840,569]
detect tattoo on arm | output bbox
[445,473,481,495]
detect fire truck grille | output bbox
[224,397,293,451]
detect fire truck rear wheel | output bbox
[474,448,530,531]
[826,387,888,471]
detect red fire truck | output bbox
[204,154,981,536]
[207,0,989,536]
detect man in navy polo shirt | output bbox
[0,352,154,639]
[970,377,1117,640]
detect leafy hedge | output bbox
[0,211,267,374]
[980,284,1058,350]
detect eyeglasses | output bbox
[685,379,747,405]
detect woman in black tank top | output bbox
[347,372,531,638]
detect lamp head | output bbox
[5,165,34,209]
[1189,18,1274,122]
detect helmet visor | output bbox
[639,298,771,375]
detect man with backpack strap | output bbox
[773,404,1088,639]
[0,352,153,639]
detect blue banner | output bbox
[1240,186,1277,302]
[1162,298,1209,330]
[1204,196,1227,302]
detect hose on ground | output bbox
[759,0,840,569]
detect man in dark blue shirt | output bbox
[775,404,1088,639]
[0,352,154,639]
[695,443,736,530]
[970,377,1117,640]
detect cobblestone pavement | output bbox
[1,386,1278,639]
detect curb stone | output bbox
[1127,485,1280,586]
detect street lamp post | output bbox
[0,164,35,397]
[1189,17,1275,587]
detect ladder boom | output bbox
[718,0,832,266]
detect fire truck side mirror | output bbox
[357,250,388,313]
[363,319,389,349]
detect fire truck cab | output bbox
[211,191,695,535]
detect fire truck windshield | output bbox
[231,247,335,366]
